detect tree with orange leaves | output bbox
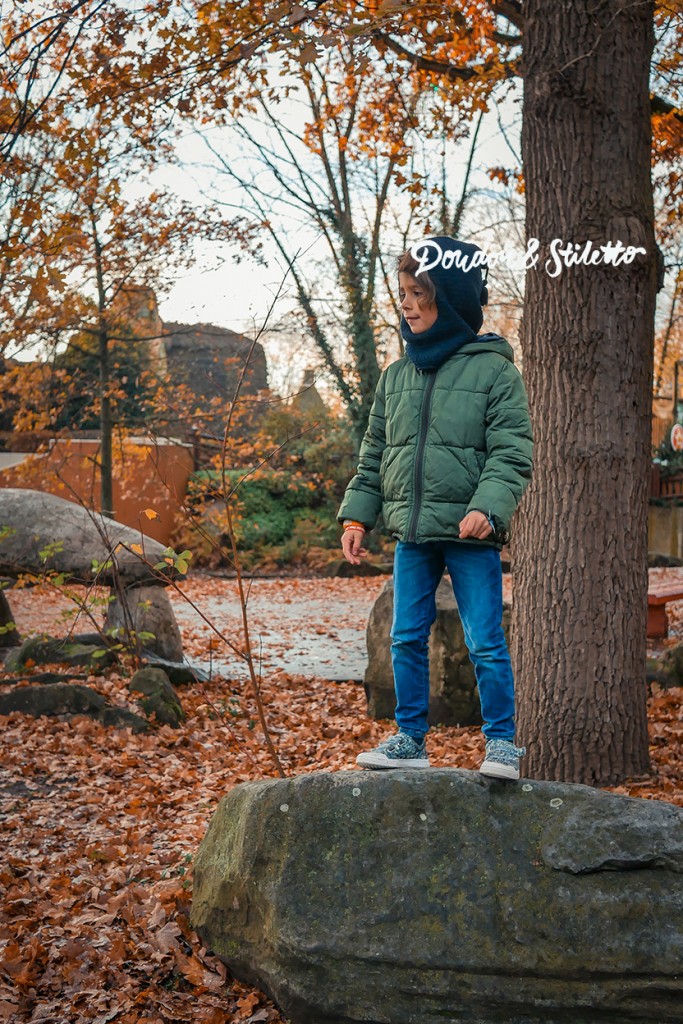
[2,47,255,516]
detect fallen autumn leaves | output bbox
[1,576,683,1023]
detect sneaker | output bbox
[479,739,526,780]
[356,731,430,770]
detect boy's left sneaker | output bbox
[356,731,430,770]
[480,739,526,780]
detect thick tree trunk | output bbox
[514,1,657,784]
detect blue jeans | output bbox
[391,540,515,742]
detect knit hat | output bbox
[401,237,488,372]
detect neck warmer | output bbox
[401,236,486,372]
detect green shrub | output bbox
[171,404,394,571]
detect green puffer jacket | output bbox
[337,335,534,550]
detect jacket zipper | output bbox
[406,369,437,542]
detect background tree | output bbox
[0,0,118,159]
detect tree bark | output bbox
[514,0,657,784]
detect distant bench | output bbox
[648,584,683,638]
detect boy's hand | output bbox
[342,527,368,565]
[458,510,493,539]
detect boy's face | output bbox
[398,272,438,334]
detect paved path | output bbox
[11,567,679,682]
[171,576,386,682]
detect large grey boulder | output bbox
[364,575,503,727]
[0,488,170,585]
[192,770,683,1024]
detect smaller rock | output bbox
[649,551,683,568]
[71,632,113,647]
[105,586,183,662]
[5,635,116,672]
[140,651,209,685]
[129,667,185,728]
[0,682,105,718]
[648,642,683,688]
[328,559,393,578]
[0,590,20,648]
[1,671,89,686]
[95,706,148,733]
[0,681,150,731]
[0,488,172,586]
[364,577,487,727]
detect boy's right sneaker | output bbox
[356,731,430,770]
[479,739,526,780]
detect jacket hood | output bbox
[455,332,516,363]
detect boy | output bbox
[338,236,534,780]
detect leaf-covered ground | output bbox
[1,574,683,1023]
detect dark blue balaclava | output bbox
[401,236,487,372]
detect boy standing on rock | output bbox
[338,237,534,780]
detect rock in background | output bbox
[648,640,683,688]
[0,488,170,586]
[192,770,683,1024]
[128,667,185,728]
[0,588,20,647]
[5,634,117,671]
[0,682,148,731]
[0,488,188,664]
[364,576,503,727]
[105,585,183,662]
